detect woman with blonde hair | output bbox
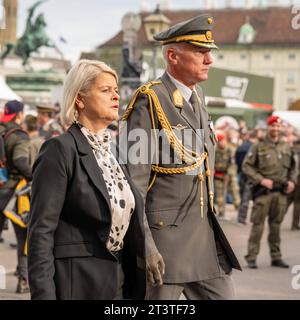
[27,60,146,300]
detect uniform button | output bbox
[157,220,164,227]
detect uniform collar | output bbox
[266,135,280,145]
[166,72,194,104]
[43,118,55,131]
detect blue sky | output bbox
[16,0,293,62]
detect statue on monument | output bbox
[0,0,57,66]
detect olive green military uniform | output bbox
[0,122,31,192]
[242,137,298,262]
[291,140,300,229]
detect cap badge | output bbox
[208,17,213,24]
[206,31,212,40]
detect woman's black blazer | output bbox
[28,124,146,300]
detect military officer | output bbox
[36,103,64,140]
[243,115,298,268]
[214,131,240,217]
[119,14,241,300]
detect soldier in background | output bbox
[236,130,257,224]
[226,129,241,214]
[243,115,298,269]
[24,115,45,167]
[254,126,266,142]
[0,100,31,293]
[36,104,64,140]
[214,131,240,218]
[291,135,300,230]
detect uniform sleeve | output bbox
[228,148,238,176]
[27,138,69,300]
[242,143,264,185]
[119,95,153,199]
[288,149,299,184]
[119,94,159,256]
[12,134,32,180]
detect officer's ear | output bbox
[166,47,180,65]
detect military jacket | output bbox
[119,72,241,283]
[215,147,233,174]
[0,122,31,188]
[242,136,298,186]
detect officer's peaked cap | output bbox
[154,13,218,49]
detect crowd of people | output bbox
[214,119,300,229]
[214,117,300,269]
[0,100,64,293]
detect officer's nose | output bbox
[204,52,213,65]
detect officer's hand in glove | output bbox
[146,252,165,286]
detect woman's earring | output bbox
[79,102,84,109]
[74,109,79,121]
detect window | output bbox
[264,53,271,60]
[217,54,224,60]
[287,71,296,84]
[288,53,296,60]
[287,97,295,107]
[240,53,247,60]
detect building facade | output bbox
[0,0,17,52]
[89,6,300,111]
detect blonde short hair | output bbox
[61,59,118,126]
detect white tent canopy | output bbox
[0,75,22,106]
[205,96,252,108]
[273,111,300,133]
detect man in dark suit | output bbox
[119,14,241,299]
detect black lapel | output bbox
[68,124,111,211]
[161,72,200,135]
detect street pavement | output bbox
[0,203,299,300]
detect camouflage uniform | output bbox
[227,143,241,211]
[214,146,240,216]
[243,136,298,262]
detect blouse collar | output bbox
[76,122,112,153]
